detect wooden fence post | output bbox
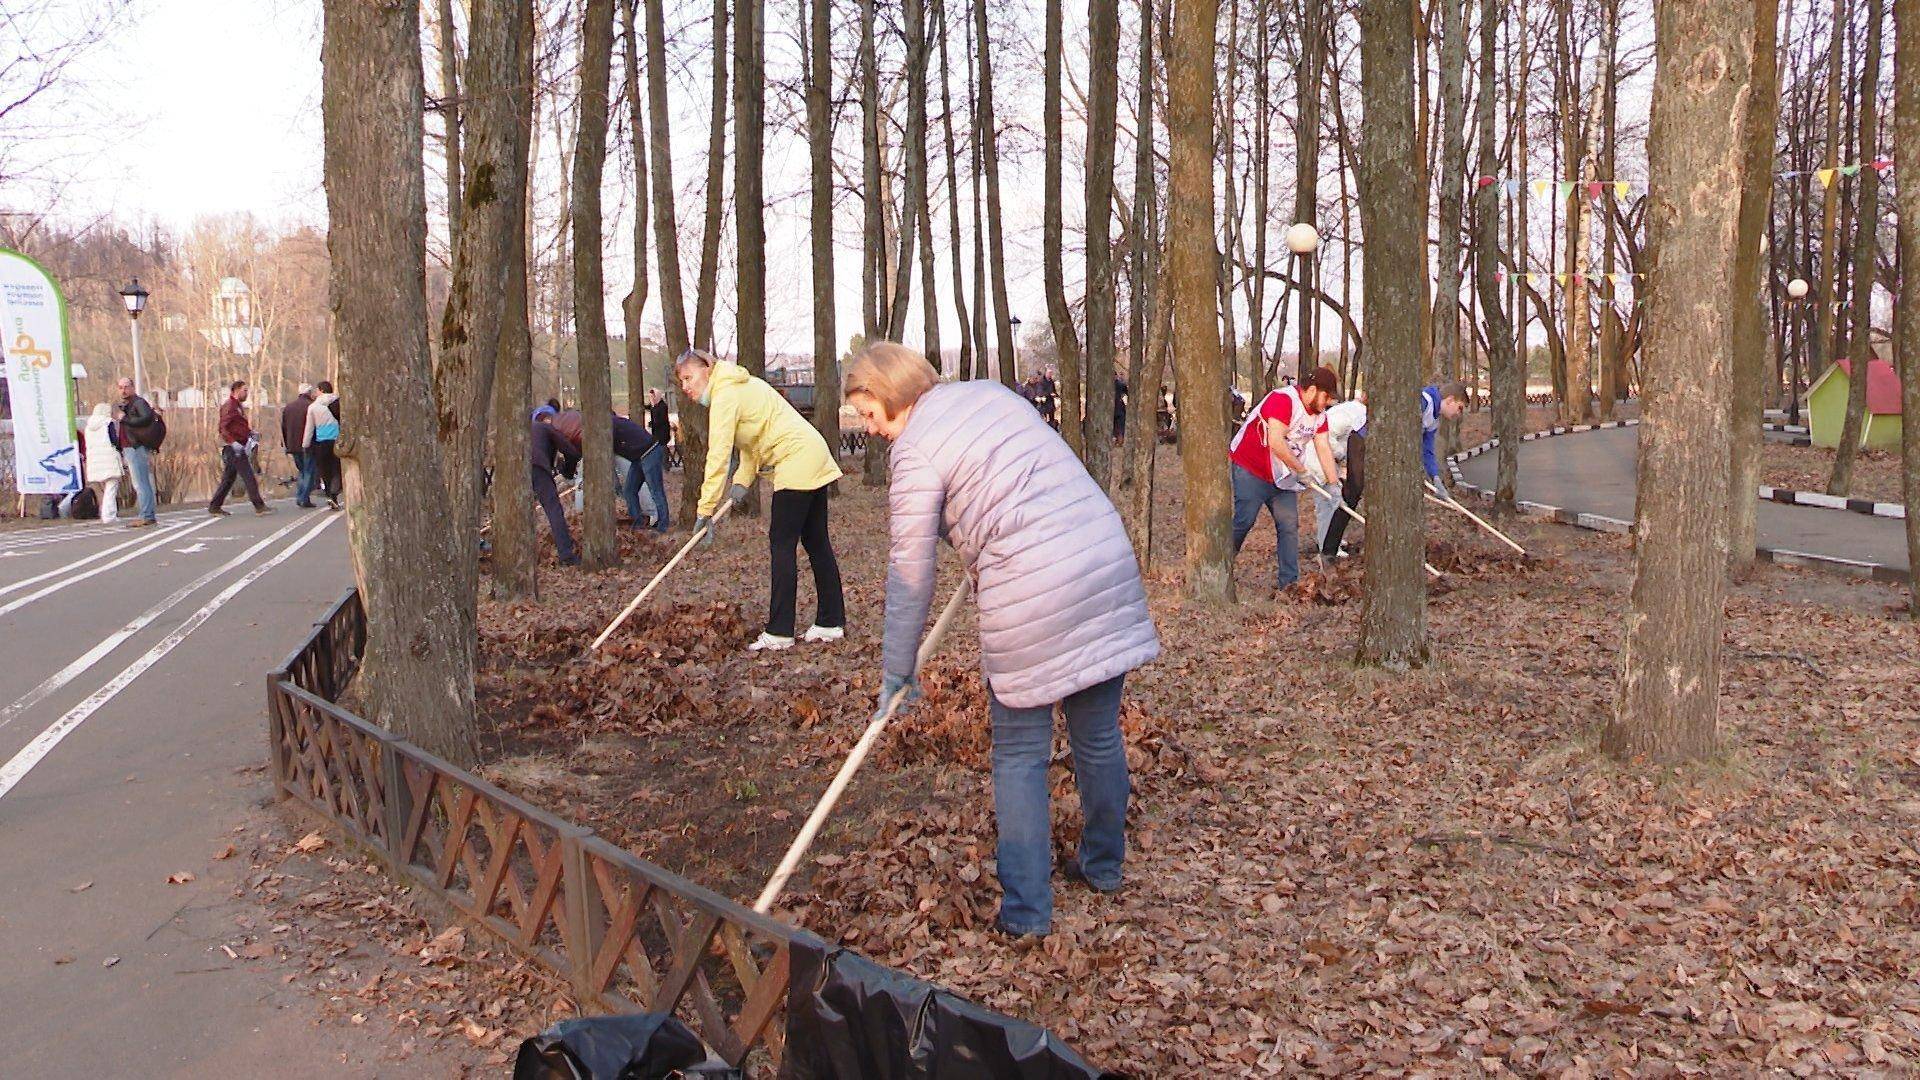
[560,827,604,1010]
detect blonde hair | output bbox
[842,341,939,417]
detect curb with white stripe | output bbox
[1445,419,1909,585]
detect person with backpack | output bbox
[113,377,162,528]
[209,380,271,516]
[82,403,124,523]
[282,383,318,508]
[303,381,343,510]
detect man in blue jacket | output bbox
[531,413,582,565]
[1420,381,1470,485]
[610,411,668,531]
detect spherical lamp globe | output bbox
[1786,278,1809,300]
[1285,223,1320,256]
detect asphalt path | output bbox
[0,501,465,1075]
[1455,424,1910,573]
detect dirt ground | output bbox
[1763,443,1909,506]
[466,439,1920,1077]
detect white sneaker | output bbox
[802,625,845,643]
[747,632,795,652]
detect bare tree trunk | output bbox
[436,0,464,251]
[321,0,478,766]
[736,0,765,378]
[1897,0,1920,617]
[1121,0,1159,512]
[937,0,973,379]
[1606,0,1754,765]
[1044,0,1085,454]
[806,0,841,451]
[1354,0,1427,668]
[1084,0,1121,487]
[1431,0,1468,414]
[693,0,730,351]
[572,0,619,569]
[1476,0,1519,512]
[1813,0,1850,380]
[860,0,887,484]
[975,0,1017,385]
[898,0,937,363]
[644,0,700,528]
[620,0,650,414]
[1169,0,1232,603]
[967,3,990,379]
[1729,0,1782,569]
[1294,0,1324,381]
[1597,0,1622,421]
[489,1,538,601]
[437,0,531,599]
[1249,0,1271,403]
[1829,0,1885,494]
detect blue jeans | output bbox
[621,447,669,530]
[1231,462,1301,588]
[990,673,1130,935]
[122,445,157,522]
[292,451,317,505]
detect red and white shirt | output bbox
[1229,387,1326,490]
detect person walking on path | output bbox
[1420,381,1469,485]
[303,382,343,510]
[611,411,667,531]
[530,411,582,565]
[675,348,846,652]
[112,378,162,528]
[847,342,1160,938]
[209,380,271,517]
[282,383,317,508]
[82,403,124,523]
[1307,396,1368,556]
[1228,366,1340,589]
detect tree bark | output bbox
[1729,0,1782,569]
[1813,0,1850,381]
[1044,0,1086,454]
[1121,0,1161,548]
[437,0,531,601]
[693,0,730,351]
[436,0,464,252]
[859,0,887,485]
[1431,0,1469,413]
[1829,0,1885,495]
[806,0,841,451]
[1169,0,1232,603]
[620,0,650,415]
[1248,0,1271,403]
[966,2,990,378]
[1475,0,1519,513]
[1084,0,1122,486]
[975,0,1017,385]
[489,0,538,602]
[572,0,619,569]
[1896,0,1920,618]
[937,0,973,380]
[1354,0,1428,668]
[1294,0,1324,380]
[1597,0,1622,421]
[735,0,765,383]
[321,0,479,766]
[1605,0,1754,765]
[897,0,936,364]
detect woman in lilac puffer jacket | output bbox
[845,342,1159,937]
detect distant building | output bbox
[205,276,264,356]
[1807,358,1903,450]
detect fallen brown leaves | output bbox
[452,458,1920,1076]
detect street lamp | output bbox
[1009,315,1022,378]
[119,278,150,395]
[1786,277,1810,426]
[1286,224,1321,380]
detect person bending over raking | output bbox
[1420,381,1470,487]
[1307,395,1368,558]
[676,348,847,653]
[846,342,1160,939]
[1228,365,1341,589]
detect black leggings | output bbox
[1321,432,1365,556]
[767,485,845,637]
[311,440,341,500]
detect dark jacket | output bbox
[647,399,671,448]
[531,420,580,479]
[548,409,584,452]
[218,396,253,446]
[611,413,656,461]
[117,394,160,450]
[281,393,314,452]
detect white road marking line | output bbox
[0,513,342,801]
[0,515,319,733]
[0,523,194,600]
[0,518,220,619]
[0,522,181,554]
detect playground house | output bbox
[1806,357,1904,450]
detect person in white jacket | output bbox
[1305,396,1368,555]
[82,402,124,523]
[303,383,343,510]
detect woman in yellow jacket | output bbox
[675,349,846,652]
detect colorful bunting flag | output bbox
[1532,180,1552,199]
[1614,181,1631,199]
[1587,181,1603,202]
[1556,181,1575,201]
[1871,158,1894,172]
[1504,179,1521,198]
[1477,175,1496,188]
[1816,168,1837,188]
[1840,164,1861,177]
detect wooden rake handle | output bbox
[1424,483,1528,556]
[588,498,735,650]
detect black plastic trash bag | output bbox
[512,1013,725,1080]
[781,939,1118,1079]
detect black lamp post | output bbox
[119,278,150,394]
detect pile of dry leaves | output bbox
[459,455,1919,1076]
